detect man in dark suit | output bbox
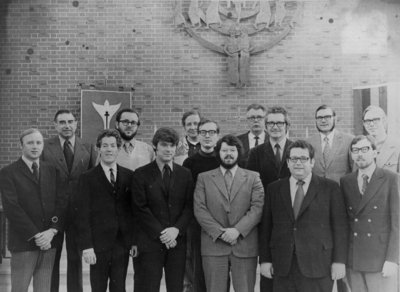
[340,135,399,292]
[132,127,194,292]
[259,140,348,292]
[237,104,267,167]
[41,109,97,292]
[194,134,264,292]
[76,129,134,292]
[247,106,292,292]
[0,128,67,292]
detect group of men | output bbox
[0,103,398,292]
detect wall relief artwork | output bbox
[175,0,301,88]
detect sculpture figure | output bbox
[206,0,222,26]
[255,0,272,28]
[188,0,206,27]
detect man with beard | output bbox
[183,119,221,292]
[115,108,155,171]
[307,105,354,183]
[362,105,400,173]
[194,135,264,292]
[237,104,268,167]
[340,135,399,292]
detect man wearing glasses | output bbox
[307,105,354,184]
[115,108,155,171]
[259,140,348,292]
[362,105,400,173]
[237,104,268,167]
[340,135,399,292]
[247,106,293,292]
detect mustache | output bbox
[223,155,235,160]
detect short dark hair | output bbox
[315,105,336,118]
[197,118,220,134]
[54,109,76,122]
[181,110,201,126]
[246,104,266,112]
[20,128,42,145]
[96,129,122,148]
[115,108,140,123]
[350,135,377,151]
[214,134,243,164]
[266,106,290,125]
[286,140,315,160]
[152,127,180,147]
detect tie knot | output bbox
[324,136,329,143]
[109,168,114,174]
[164,164,171,172]
[275,143,281,149]
[225,169,232,176]
[362,174,368,181]
[32,161,38,170]
[254,136,259,140]
[297,180,305,186]
[64,139,71,146]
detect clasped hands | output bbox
[219,228,240,245]
[160,227,179,249]
[34,228,57,250]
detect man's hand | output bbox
[382,261,398,278]
[165,240,177,249]
[331,263,346,280]
[160,227,179,245]
[219,228,240,245]
[130,245,138,258]
[34,229,56,248]
[83,248,96,265]
[260,262,274,279]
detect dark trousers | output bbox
[51,224,82,292]
[133,247,186,292]
[260,275,273,292]
[274,257,333,292]
[90,239,129,292]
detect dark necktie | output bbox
[163,164,171,190]
[63,140,74,172]
[361,174,368,195]
[293,180,305,219]
[110,168,116,186]
[224,169,233,197]
[32,161,39,181]
[254,136,259,147]
[275,144,281,167]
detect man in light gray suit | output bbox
[307,105,354,183]
[194,134,264,292]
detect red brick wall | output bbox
[1,0,399,167]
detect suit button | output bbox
[373,206,378,209]
[293,228,297,231]
[349,206,353,210]
[368,219,371,222]
[354,218,358,222]
[367,233,371,237]
[354,232,358,237]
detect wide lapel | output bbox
[70,138,86,175]
[377,138,396,168]
[96,164,115,194]
[242,132,250,154]
[168,163,177,201]
[345,171,362,208]
[47,137,69,176]
[150,161,168,200]
[263,142,278,172]
[312,135,324,170]
[279,179,295,222]
[16,158,39,185]
[297,175,319,219]
[356,168,385,214]
[210,168,230,201]
[229,167,246,202]
[325,132,342,169]
[278,139,292,174]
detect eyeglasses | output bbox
[266,121,286,128]
[351,146,371,154]
[316,115,333,122]
[288,156,310,163]
[247,115,265,122]
[363,118,381,126]
[119,120,139,126]
[199,130,217,136]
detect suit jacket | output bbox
[237,131,268,168]
[76,164,134,252]
[0,159,67,252]
[247,139,293,190]
[340,168,399,272]
[41,136,97,222]
[307,130,354,183]
[131,161,194,252]
[259,174,348,278]
[194,167,264,257]
[376,136,400,173]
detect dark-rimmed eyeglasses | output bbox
[363,118,380,126]
[119,120,139,126]
[288,156,310,163]
[199,130,217,137]
[316,115,333,122]
[247,116,265,122]
[351,146,371,154]
[266,121,286,128]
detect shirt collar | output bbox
[319,129,335,143]
[156,159,173,173]
[358,164,376,181]
[59,135,76,148]
[249,131,266,141]
[269,137,287,150]
[100,161,117,174]
[21,155,39,170]
[186,136,199,146]
[290,172,312,186]
[220,164,238,178]
[123,138,136,147]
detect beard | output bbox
[220,155,238,169]
[118,129,137,141]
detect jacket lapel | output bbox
[263,142,278,172]
[16,158,39,185]
[377,138,396,168]
[47,137,69,175]
[325,132,342,169]
[346,171,362,207]
[210,168,230,201]
[356,168,385,214]
[229,167,246,202]
[297,175,319,219]
[280,178,295,222]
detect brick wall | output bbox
[0,0,399,167]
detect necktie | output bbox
[32,161,39,181]
[124,142,133,154]
[109,168,116,186]
[293,180,305,219]
[323,136,330,167]
[275,144,281,167]
[254,136,259,147]
[361,174,368,195]
[163,164,171,190]
[224,169,233,196]
[63,140,74,172]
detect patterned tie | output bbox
[109,168,116,186]
[63,140,74,172]
[163,164,171,190]
[275,144,281,167]
[293,180,305,219]
[254,136,259,147]
[224,169,233,197]
[361,174,368,195]
[322,136,330,168]
[32,161,39,181]
[124,142,134,154]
